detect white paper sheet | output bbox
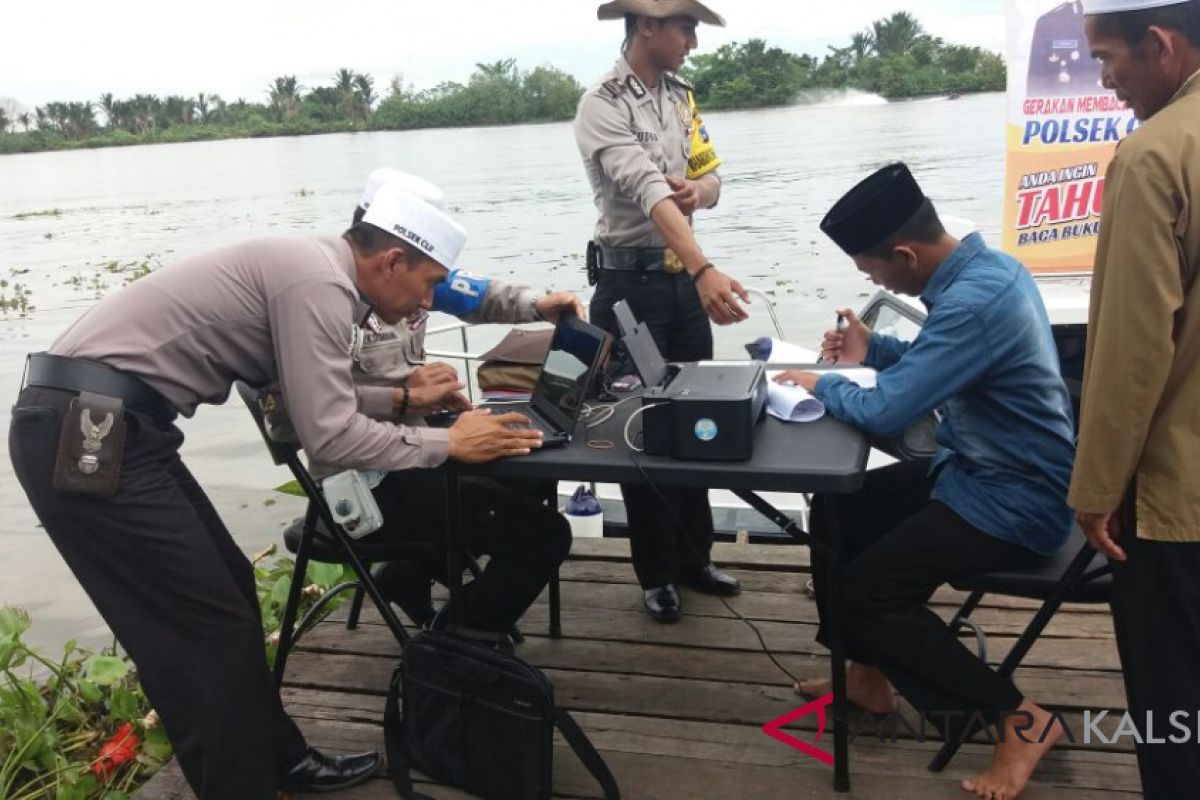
[764,339,820,364]
[763,366,880,424]
[765,377,826,423]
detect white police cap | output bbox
[359,168,446,211]
[1083,0,1190,14]
[361,184,467,269]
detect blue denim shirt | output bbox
[813,234,1076,555]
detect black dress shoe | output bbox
[643,585,682,623]
[680,564,741,597]
[280,747,382,793]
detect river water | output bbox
[0,92,1006,651]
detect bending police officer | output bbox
[8,184,545,799]
[318,168,583,630]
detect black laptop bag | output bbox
[385,628,620,800]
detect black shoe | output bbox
[280,748,381,793]
[680,564,741,597]
[643,585,682,623]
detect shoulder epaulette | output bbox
[665,72,695,92]
[601,78,624,99]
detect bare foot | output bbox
[795,663,898,715]
[961,700,1063,799]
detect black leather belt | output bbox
[24,353,175,421]
[598,246,670,272]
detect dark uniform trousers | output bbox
[1109,505,1200,799]
[9,387,308,800]
[590,268,715,588]
[370,471,572,633]
[810,460,1042,735]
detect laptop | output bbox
[484,313,611,447]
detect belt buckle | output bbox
[662,249,685,274]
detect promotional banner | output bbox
[1003,0,1136,273]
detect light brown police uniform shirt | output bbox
[304,277,539,478]
[50,235,450,472]
[1068,70,1200,541]
[353,278,539,400]
[574,57,718,247]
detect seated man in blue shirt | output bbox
[775,163,1076,800]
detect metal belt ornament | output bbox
[78,409,113,475]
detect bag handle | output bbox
[554,708,621,799]
[385,669,434,800]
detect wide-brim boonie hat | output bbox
[597,0,725,26]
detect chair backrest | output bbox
[234,381,304,468]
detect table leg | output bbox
[824,496,851,792]
[445,473,466,627]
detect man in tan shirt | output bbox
[1073,2,1200,796]
[8,183,545,799]
[575,0,749,623]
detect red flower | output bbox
[92,722,141,779]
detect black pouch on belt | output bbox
[585,240,600,286]
[52,391,127,496]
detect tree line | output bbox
[0,13,1006,155]
[685,12,1007,109]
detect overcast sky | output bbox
[2,1,1004,111]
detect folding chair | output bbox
[237,383,561,685]
[924,367,1112,770]
[237,382,422,684]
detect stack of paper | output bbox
[766,381,826,423]
[764,367,880,424]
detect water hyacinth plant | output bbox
[0,608,170,800]
[1,545,353,798]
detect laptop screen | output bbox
[531,314,610,432]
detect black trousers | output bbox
[9,387,307,800]
[590,268,715,588]
[1110,528,1200,798]
[370,472,571,633]
[810,460,1040,729]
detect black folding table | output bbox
[441,394,871,792]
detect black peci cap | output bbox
[820,163,927,256]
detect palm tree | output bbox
[98,93,116,128]
[65,102,97,138]
[872,11,925,57]
[196,93,210,124]
[130,94,160,135]
[17,112,32,132]
[353,73,375,120]
[268,76,303,121]
[334,68,356,119]
[0,108,9,134]
[849,31,875,62]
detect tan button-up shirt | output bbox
[51,235,450,472]
[574,57,717,247]
[306,277,539,478]
[1069,70,1200,541]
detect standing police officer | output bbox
[574,0,748,622]
[8,183,545,799]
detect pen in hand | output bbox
[817,313,847,365]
